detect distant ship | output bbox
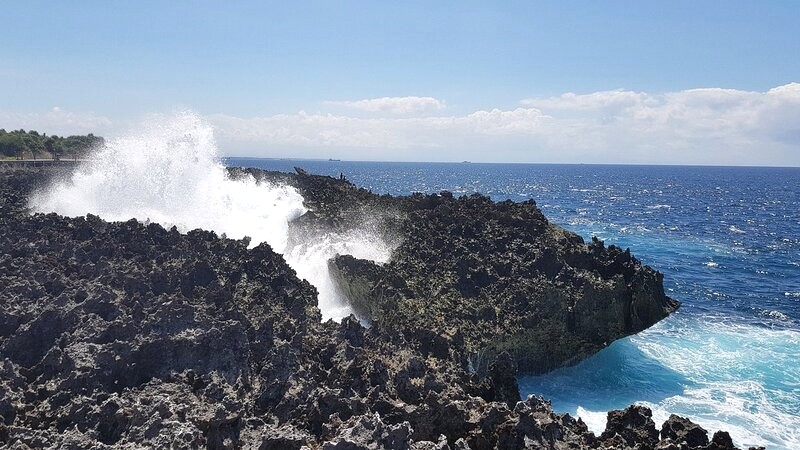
[462,160,471,163]
[328,158,341,161]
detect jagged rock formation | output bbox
[0,167,752,449]
[238,167,679,375]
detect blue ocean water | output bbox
[226,158,800,449]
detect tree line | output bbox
[0,129,105,160]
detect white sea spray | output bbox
[30,111,389,321]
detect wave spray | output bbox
[30,112,390,320]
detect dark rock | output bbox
[487,352,521,405]
[708,431,737,449]
[661,414,709,448]
[239,423,312,450]
[300,172,680,376]
[322,413,412,450]
[0,167,742,449]
[601,405,660,447]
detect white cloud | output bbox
[521,84,800,137]
[324,96,446,115]
[208,107,550,153]
[526,83,800,164]
[0,107,113,136]
[521,90,652,112]
[208,83,800,165]
[4,84,799,165]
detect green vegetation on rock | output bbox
[0,129,104,160]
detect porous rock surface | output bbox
[0,166,752,449]
[241,167,679,375]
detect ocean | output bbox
[226,158,800,450]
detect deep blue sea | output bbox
[227,158,800,449]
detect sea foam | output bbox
[522,317,800,450]
[30,112,388,321]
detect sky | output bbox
[1,1,799,166]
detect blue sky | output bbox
[2,1,799,165]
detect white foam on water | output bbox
[729,225,746,234]
[629,321,800,450]
[766,310,790,321]
[30,111,389,321]
[638,383,800,449]
[575,406,607,435]
[564,319,800,450]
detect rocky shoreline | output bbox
[235,167,680,376]
[0,166,758,449]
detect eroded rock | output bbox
[0,167,744,449]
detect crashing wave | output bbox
[30,111,388,321]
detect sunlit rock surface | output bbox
[0,167,748,450]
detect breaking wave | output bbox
[30,112,388,321]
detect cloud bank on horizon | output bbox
[3,83,799,166]
[323,96,446,115]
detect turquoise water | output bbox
[226,159,800,449]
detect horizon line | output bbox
[221,156,800,170]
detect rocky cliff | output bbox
[237,167,679,375]
[0,166,751,449]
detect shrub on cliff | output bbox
[0,128,104,159]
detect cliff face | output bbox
[241,167,679,375]
[0,167,744,450]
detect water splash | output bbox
[30,112,387,321]
[284,230,394,319]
